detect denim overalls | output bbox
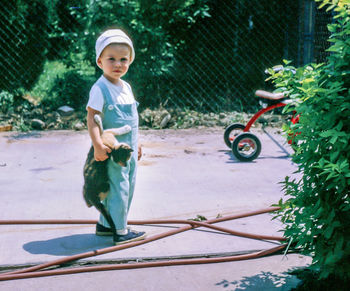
[96,80,139,232]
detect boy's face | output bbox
[97,43,131,84]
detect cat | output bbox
[83,114,133,238]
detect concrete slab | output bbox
[0,127,310,290]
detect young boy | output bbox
[86,29,145,245]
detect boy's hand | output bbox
[94,144,112,161]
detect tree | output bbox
[0,0,49,91]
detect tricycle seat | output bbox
[255,90,286,100]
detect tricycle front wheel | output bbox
[231,132,261,162]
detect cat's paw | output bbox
[105,125,132,136]
[119,125,132,135]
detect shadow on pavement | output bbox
[222,150,290,164]
[215,270,300,290]
[23,234,113,256]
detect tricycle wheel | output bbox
[231,133,261,162]
[224,123,246,148]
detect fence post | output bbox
[303,0,316,64]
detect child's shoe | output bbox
[96,223,113,236]
[114,229,146,245]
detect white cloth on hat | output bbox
[95,29,135,65]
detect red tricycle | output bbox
[224,90,298,162]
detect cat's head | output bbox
[110,143,133,167]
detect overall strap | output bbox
[96,80,114,106]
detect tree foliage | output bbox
[57,0,211,107]
[269,0,350,281]
[0,0,49,91]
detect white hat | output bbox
[95,29,135,65]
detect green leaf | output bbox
[330,151,339,162]
[324,225,334,239]
[319,130,334,138]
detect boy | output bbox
[86,29,145,245]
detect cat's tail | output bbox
[94,202,117,234]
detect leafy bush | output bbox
[28,61,68,101]
[37,53,95,111]
[270,0,350,282]
[43,69,95,111]
[0,91,15,114]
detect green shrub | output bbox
[28,61,68,101]
[0,91,15,113]
[43,69,95,111]
[270,0,350,282]
[31,53,95,111]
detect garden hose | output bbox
[0,207,286,281]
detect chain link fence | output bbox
[0,1,50,92]
[0,0,332,113]
[162,0,301,112]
